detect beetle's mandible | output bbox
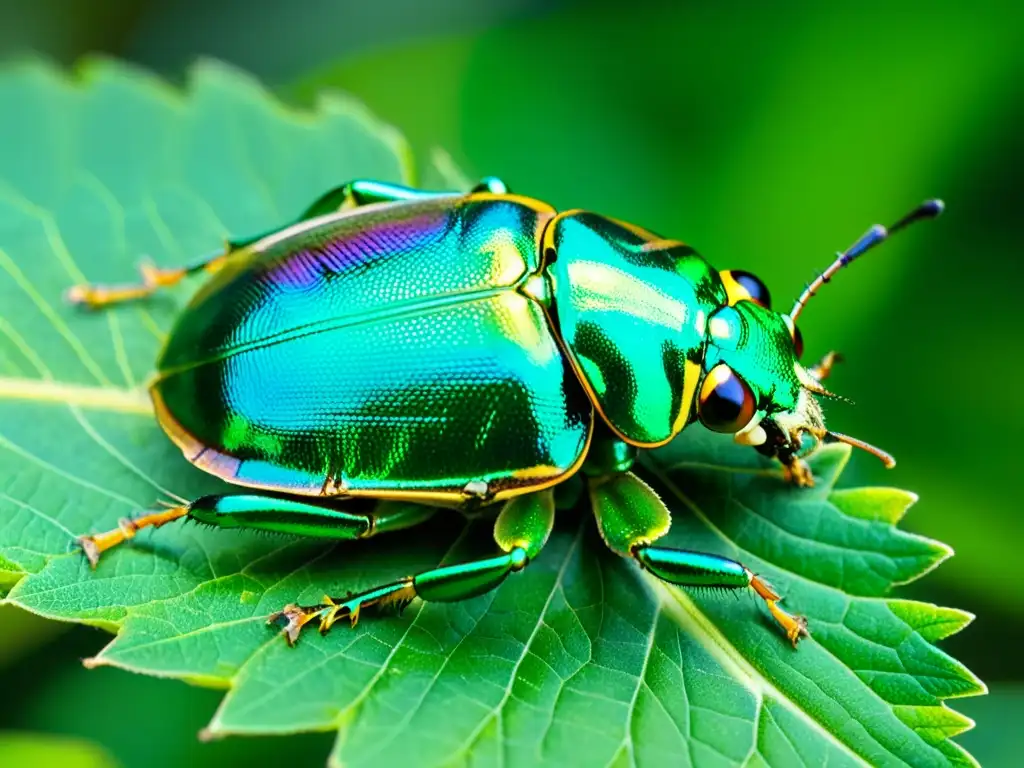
[69,177,942,647]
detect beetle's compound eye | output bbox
[720,270,771,309]
[698,364,756,434]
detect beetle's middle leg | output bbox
[270,488,554,645]
[590,472,809,647]
[78,494,436,568]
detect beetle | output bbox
[69,177,942,647]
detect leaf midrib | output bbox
[643,455,959,768]
[0,376,150,413]
[655,581,872,768]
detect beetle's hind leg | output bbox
[469,177,510,194]
[271,489,553,646]
[297,176,512,220]
[78,494,435,568]
[67,176,512,310]
[590,473,809,647]
[66,249,231,309]
[65,179,415,308]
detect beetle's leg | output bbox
[590,472,809,647]
[469,176,510,194]
[780,456,815,488]
[270,488,553,645]
[78,505,190,567]
[78,495,436,568]
[68,177,511,308]
[295,176,511,220]
[66,249,233,309]
[808,351,842,382]
[296,179,450,219]
[66,179,431,308]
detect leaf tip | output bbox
[902,536,956,586]
[829,486,918,524]
[888,599,980,650]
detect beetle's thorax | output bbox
[543,210,726,448]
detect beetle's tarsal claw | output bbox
[749,573,809,646]
[782,458,815,487]
[767,600,810,648]
[77,507,187,568]
[64,282,151,309]
[64,260,186,309]
[78,536,102,569]
[77,518,139,568]
[65,284,99,308]
[268,603,324,647]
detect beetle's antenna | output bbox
[825,431,896,469]
[788,199,944,324]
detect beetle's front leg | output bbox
[589,472,809,647]
[779,455,815,488]
[271,488,553,645]
[753,419,817,488]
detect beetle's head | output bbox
[696,200,944,471]
[699,298,833,468]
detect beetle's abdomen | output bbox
[153,195,592,503]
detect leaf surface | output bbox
[0,59,983,767]
[0,732,116,768]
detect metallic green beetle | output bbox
[70,178,942,647]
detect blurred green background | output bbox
[0,0,1021,765]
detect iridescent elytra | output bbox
[69,177,942,647]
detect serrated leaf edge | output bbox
[829,486,919,525]
[0,57,985,766]
[644,450,984,766]
[888,600,977,643]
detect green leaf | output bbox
[0,732,116,768]
[0,59,983,767]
